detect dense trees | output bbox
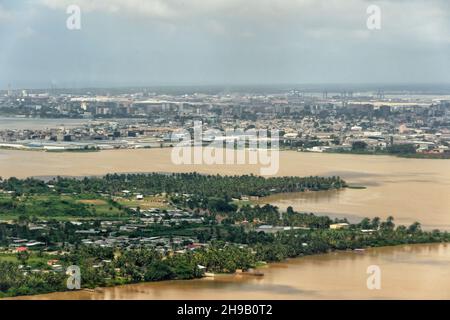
[0,173,346,198]
[227,204,335,228]
[352,141,368,151]
[332,142,432,158]
[0,173,346,220]
[1,212,449,298]
[0,196,92,217]
[387,144,416,155]
[0,261,66,297]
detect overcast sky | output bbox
[0,0,449,89]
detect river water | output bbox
[0,148,448,230]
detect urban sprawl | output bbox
[0,88,449,156]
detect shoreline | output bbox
[0,148,448,230]
[2,145,449,160]
[5,242,447,300]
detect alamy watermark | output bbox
[66,265,81,290]
[367,5,381,30]
[66,5,81,30]
[366,265,381,290]
[170,121,280,176]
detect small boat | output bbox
[354,248,365,253]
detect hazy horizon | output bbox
[4,83,450,95]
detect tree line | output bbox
[0,173,346,198]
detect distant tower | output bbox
[7,83,12,97]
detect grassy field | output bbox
[75,198,124,216]
[0,193,177,222]
[0,252,51,265]
[0,194,129,220]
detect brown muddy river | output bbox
[12,243,450,300]
[0,148,449,229]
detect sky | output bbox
[0,0,449,89]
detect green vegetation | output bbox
[332,143,450,159]
[0,195,126,219]
[0,173,346,219]
[46,146,100,153]
[1,210,448,298]
[351,141,368,151]
[0,173,449,298]
[0,173,346,198]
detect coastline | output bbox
[3,145,449,160]
[6,242,449,300]
[0,148,449,229]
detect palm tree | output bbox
[371,217,381,230]
[408,222,421,233]
[386,216,395,230]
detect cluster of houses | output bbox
[137,208,204,226]
[80,235,206,253]
[8,238,46,252]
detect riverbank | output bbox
[0,148,448,229]
[2,208,449,299]
[1,161,449,299]
[7,243,450,300]
[5,144,450,159]
[321,149,450,159]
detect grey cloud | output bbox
[0,0,449,88]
